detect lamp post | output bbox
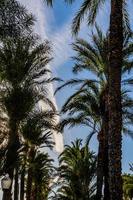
[1,174,12,200]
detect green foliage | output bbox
[0,3,58,199]
[0,1,133,200]
[56,27,133,139]
[123,172,133,200]
[0,36,56,123]
[63,0,131,35]
[54,139,96,200]
[20,110,57,148]
[0,0,34,38]
[29,151,55,200]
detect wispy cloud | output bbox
[19,0,110,153]
[19,0,90,69]
[19,0,53,39]
[51,22,72,69]
[19,0,65,153]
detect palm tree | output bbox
[31,151,55,200]
[19,109,57,200]
[57,82,133,200]
[57,1,130,199]
[108,1,123,198]
[55,139,96,200]
[61,0,130,35]
[71,28,133,199]
[55,27,133,200]
[0,35,57,199]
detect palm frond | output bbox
[44,0,53,6]
[72,0,92,35]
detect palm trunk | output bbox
[34,184,38,200]
[103,168,110,200]
[20,168,25,200]
[103,137,109,200]
[3,118,20,200]
[96,128,104,200]
[26,147,35,200]
[26,167,33,200]
[96,121,109,200]
[103,109,109,200]
[26,168,33,200]
[35,184,39,200]
[96,89,109,200]
[14,166,19,200]
[31,183,38,200]
[108,0,123,200]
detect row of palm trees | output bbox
[54,141,133,200]
[0,0,133,199]
[0,1,58,199]
[55,25,133,200]
[50,0,132,199]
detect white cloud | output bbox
[19,0,89,69]
[51,23,72,69]
[19,0,64,153]
[19,0,53,39]
[49,16,92,70]
[19,0,108,152]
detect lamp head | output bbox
[1,173,11,190]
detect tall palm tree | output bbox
[71,28,133,199]
[62,0,130,35]
[0,35,57,200]
[108,1,123,199]
[55,139,96,200]
[57,1,130,199]
[19,109,57,200]
[55,27,133,200]
[31,151,55,200]
[57,82,133,200]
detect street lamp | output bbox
[1,174,11,190]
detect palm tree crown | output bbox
[55,139,96,200]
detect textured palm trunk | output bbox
[103,115,109,200]
[3,118,20,200]
[31,183,38,200]
[26,167,33,200]
[20,168,25,200]
[108,0,123,200]
[96,88,109,200]
[26,147,34,200]
[103,162,110,200]
[96,128,104,200]
[14,166,19,200]
[96,120,109,200]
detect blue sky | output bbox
[20,0,133,173]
